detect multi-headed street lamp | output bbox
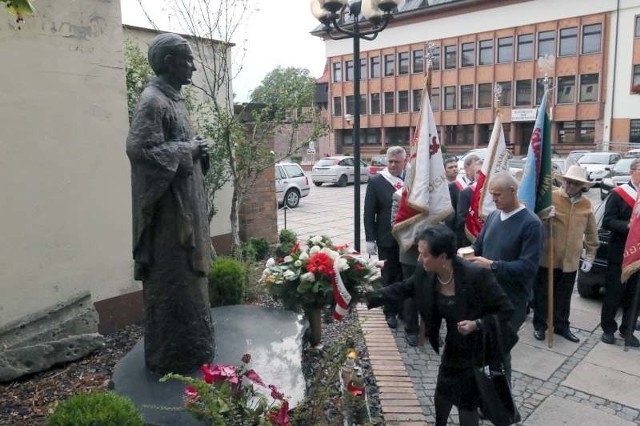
[310,0,400,252]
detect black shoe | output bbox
[385,315,398,329]
[601,332,615,344]
[405,333,418,347]
[555,329,579,343]
[619,333,640,347]
[636,320,640,331]
[533,329,545,341]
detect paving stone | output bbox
[524,396,636,426]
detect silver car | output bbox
[577,151,621,185]
[276,163,310,208]
[311,156,370,187]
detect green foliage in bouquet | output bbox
[46,391,144,426]
[161,354,290,426]
[261,235,381,312]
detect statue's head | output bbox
[148,33,196,87]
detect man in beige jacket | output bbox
[532,165,599,343]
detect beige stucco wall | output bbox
[0,0,137,326]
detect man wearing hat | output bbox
[532,165,598,343]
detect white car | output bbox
[457,148,488,172]
[311,156,370,187]
[577,151,621,185]
[275,162,310,208]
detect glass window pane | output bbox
[444,86,456,110]
[517,34,533,61]
[412,49,424,74]
[398,90,409,113]
[582,23,602,54]
[557,76,576,103]
[634,65,640,86]
[345,60,354,81]
[360,94,367,115]
[333,97,342,116]
[445,45,457,69]
[636,16,640,38]
[630,119,640,143]
[370,93,380,114]
[559,27,577,56]
[384,54,395,76]
[579,73,598,102]
[431,47,441,70]
[384,91,394,113]
[370,56,380,79]
[479,40,493,65]
[360,58,367,81]
[497,36,513,63]
[332,62,342,82]
[477,83,492,108]
[461,42,474,67]
[498,81,512,106]
[537,31,555,58]
[431,87,441,111]
[460,85,473,109]
[515,80,531,106]
[412,89,422,112]
[398,52,409,75]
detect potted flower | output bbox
[260,235,380,345]
[161,354,290,425]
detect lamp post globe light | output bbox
[310,0,401,252]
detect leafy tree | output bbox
[123,39,155,123]
[1,0,34,22]
[138,1,326,257]
[250,66,316,122]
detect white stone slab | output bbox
[583,341,640,377]
[571,292,602,314]
[511,341,566,380]
[524,396,635,426]
[517,322,581,357]
[569,305,601,332]
[563,361,640,409]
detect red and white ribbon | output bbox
[332,259,352,320]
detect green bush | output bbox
[208,257,247,306]
[240,241,257,261]
[46,391,144,426]
[279,229,298,245]
[250,237,271,260]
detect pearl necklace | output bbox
[437,269,453,285]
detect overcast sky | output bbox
[120,0,327,102]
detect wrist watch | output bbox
[475,319,482,330]
[490,261,498,272]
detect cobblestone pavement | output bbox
[279,180,640,425]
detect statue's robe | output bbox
[126,77,214,374]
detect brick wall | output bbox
[239,163,279,245]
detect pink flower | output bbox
[268,401,290,426]
[184,386,199,407]
[244,369,265,387]
[269,384,285,401]
[200,363,238,384]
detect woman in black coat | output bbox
[368,225,515,426]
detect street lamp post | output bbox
[310,0,400,252]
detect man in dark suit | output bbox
[600,158,640,347]
[364,146,406,328]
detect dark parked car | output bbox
[599,157,635,200]
[576,201,609,298]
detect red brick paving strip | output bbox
[356,304,430,426]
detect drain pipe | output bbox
[606,0,621,151]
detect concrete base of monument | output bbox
[112,305,306,426]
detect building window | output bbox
[478,40,493,65]
[559,27,577,56]
[461,42,474,67]
[332,62,342,83]
[444,86,456,110]
[384,54,395,76]
[359,94,367,115]
[444,45,457,69]
[370,56,380,78]
[497,36,513,63]
[498,81,512,106]
[455,125,475,145]
[431,47,441,70]
[345,95,355,115]
[477,83,492,108]
[384,91,394,114]
[579,74,598,102]
[582,23,602,54]
[360,58,367,81]
[345,60,354,81]
[431,87,441,112]
[535,78,546,105]
[537,30,555,58]
[412,89,422,112]
[634,65,640,86]
[630,119,640,143]
[370,93,381,114]
[398,90,409,113]
[557,76,576,104]
[515,80,532,106]
[398,52,409,75]
[460,85,473,109]
[558,120,595,144]
[333,97,342,116]
[636,16,640,37]
[412,49,424,74]
[517,34,533,61]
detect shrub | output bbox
[240,241,257,262]
[46,391,144,426]
[250,237,271,260]
[275,229,298,257]
[208,257,247,306]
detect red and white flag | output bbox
[465,114,509,241]
[622,190,640,283]
[392,88,453,251]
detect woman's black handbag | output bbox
[473,315,521,426]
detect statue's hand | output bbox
[191,139,209,159]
